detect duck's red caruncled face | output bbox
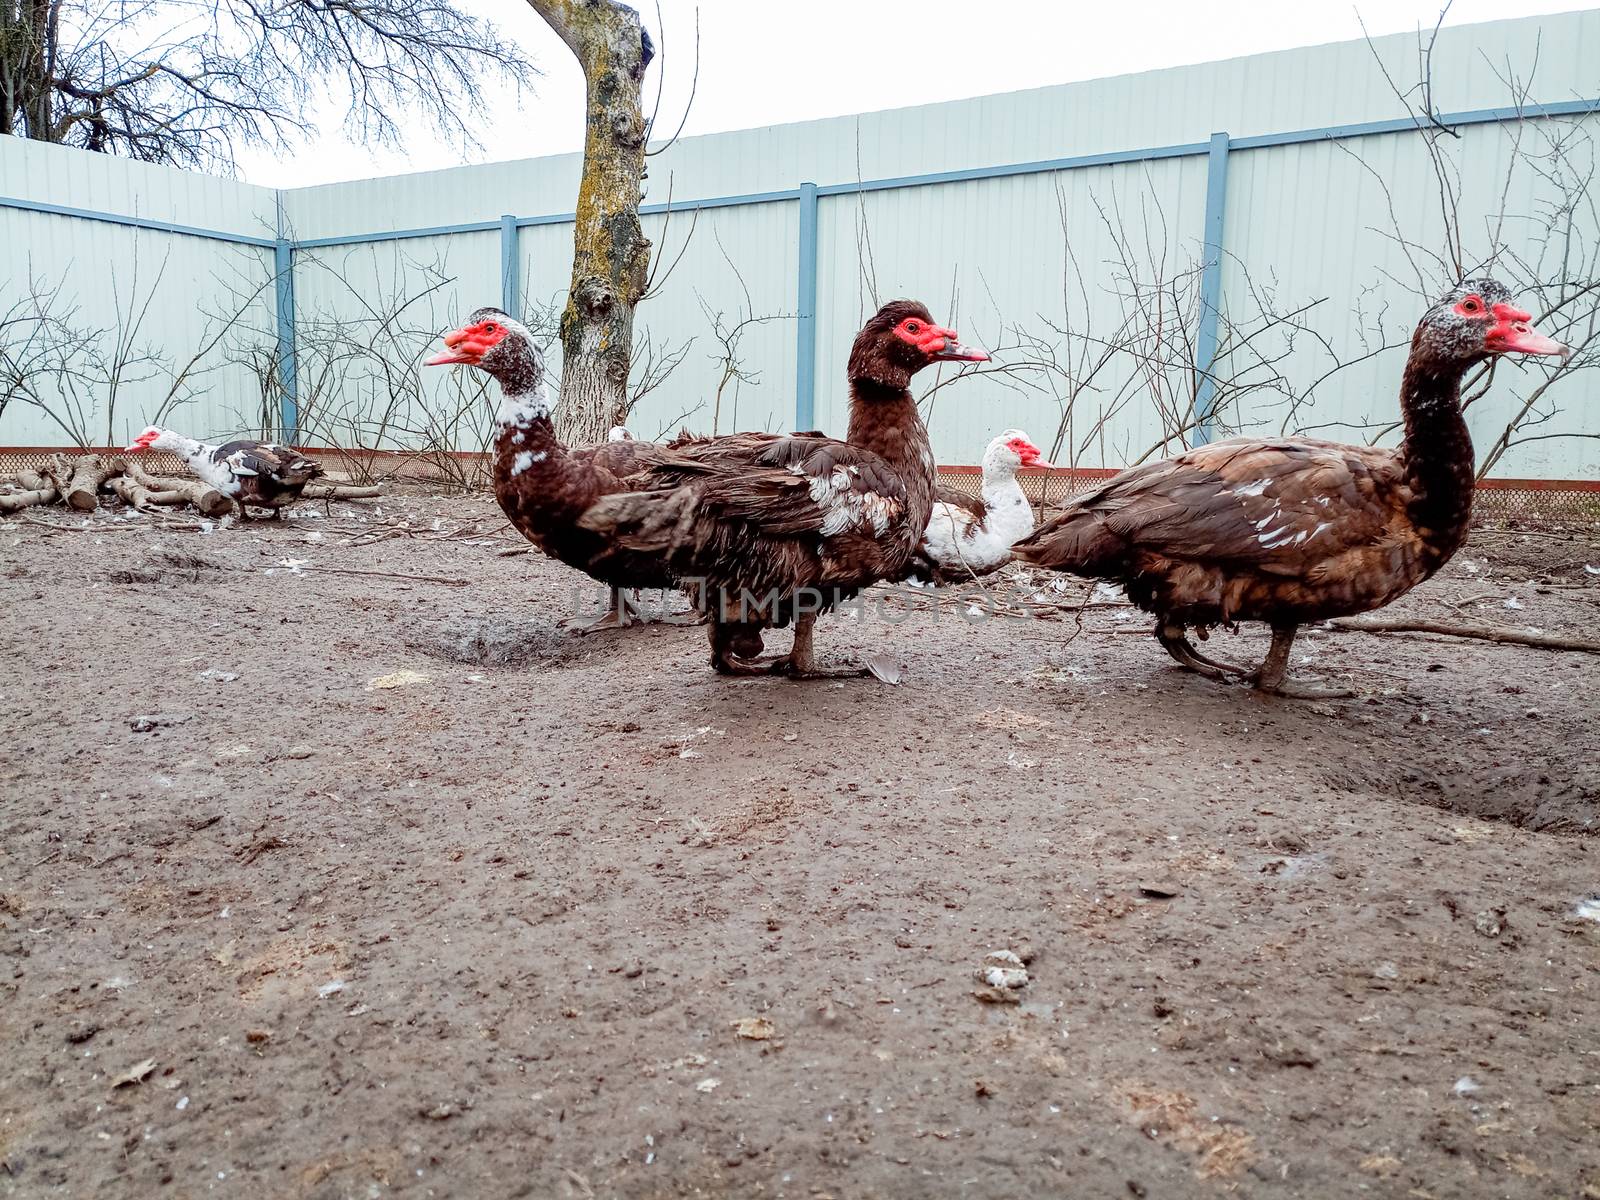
[426,320,510,366]
[1006,435,1043,466]
[894,317,989,362]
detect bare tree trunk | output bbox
[526,0,654,446]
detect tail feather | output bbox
[1011,507,1126,575]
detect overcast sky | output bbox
[235,0,1597,189]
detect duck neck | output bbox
[846,375,936,529]
[1396,354,1477,562]
[491,381,592,516]
[162,434,207,462]
[981,464,1022,506]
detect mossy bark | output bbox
[527,0,654,446]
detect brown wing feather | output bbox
[932,482,987,521]
[215,440,323,486]
[630,432,909,538]
[1015,438,1405,579]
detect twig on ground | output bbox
[1326,617,1600,653]
[285,565,470,587]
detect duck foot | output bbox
[645,601,703,626]
[565,588,636,634]
[710,612,890,681]
[1250,677,1356,700]
[567,608,633,634]
[1247,624,1354,699]
[656,612,704,626]
[711,653,781,676]
[1157,625,1248,680]
[770,612,894,681]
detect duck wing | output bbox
[579,431,909,551]
[1013,437,1406,579]
[214,441,324,486]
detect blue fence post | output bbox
[500,214,519,316]
[273,236,298,441]
[1192,131,1230,446]
[795,182,819,432]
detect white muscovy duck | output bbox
[124,426,324,520]
[909,429,1044,584]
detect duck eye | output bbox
[1461,298,1479,312]
[484,323,500,333]
[905,321,921,334]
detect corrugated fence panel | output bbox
[2,11,1597,480]
[291,232,501,452]
[624,202,799,439]
[1220,113,1600,478]
[815,155,1209,468]
[0,223,277,447]
[0,133,276,237]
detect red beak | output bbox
[1485,304,1568,357]
[425,327,478,366]
[1018,443,1046,467]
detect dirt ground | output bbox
[2,493,1598,1200]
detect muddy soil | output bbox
[1,496,1597,1200]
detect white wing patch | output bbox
[800,464,897,538]
[223,450,259,477]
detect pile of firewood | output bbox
[0,452,380,517]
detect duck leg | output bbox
[1248,624,1354,699]
[651,590,705,626]
[709,618,776,676]
[769,611,873,681]
[1156,624,1247,681]
[235,499,251,522]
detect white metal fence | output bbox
[3,11,1598,481]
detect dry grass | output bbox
[1119,1084,1260,1179]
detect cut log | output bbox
[125,464,233,518]
[0,483,59,515]
[107,474,188,510]
[52,453,125,511]
[301,483,383,501]
[1,470,51,493]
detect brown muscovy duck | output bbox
[424,308,699,632]
[125,427,324,520]
[575,300,988,680]
[909,429,1044,584]
[1011,279,1567,698]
